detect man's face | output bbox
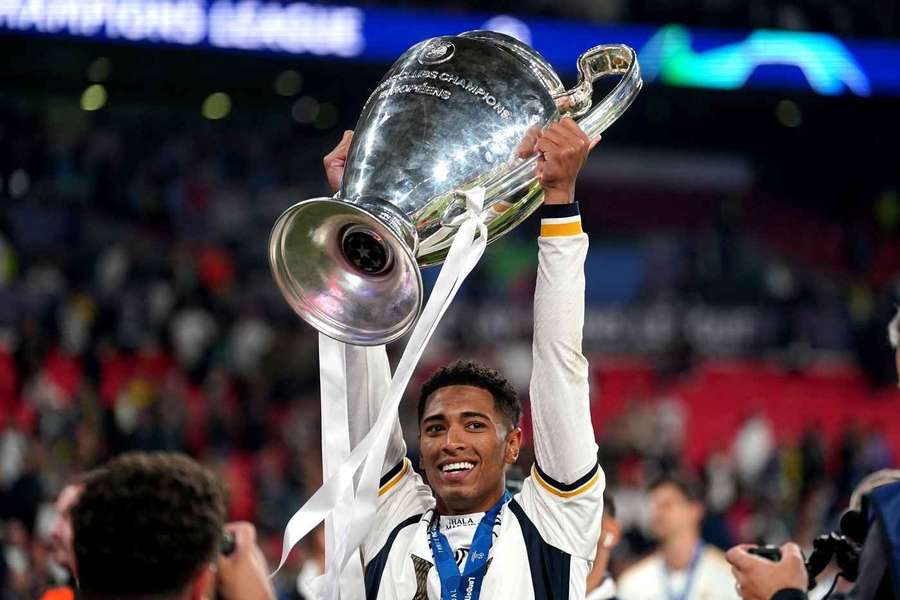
[649,483,701,542]
[50,483,83,573]
[419,385,520,515]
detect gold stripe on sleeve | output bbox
[531,465,600,499]
[378,459,409,497]
[540,220,583,237]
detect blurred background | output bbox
[0,0,899,598]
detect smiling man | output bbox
[325,117,605,600]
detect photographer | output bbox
[726,308,900,600]
[72,451,276,600]
[727,471,900,600]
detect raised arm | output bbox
[343,344,407,476]
[528,118,599,485]
[322,131,407,476]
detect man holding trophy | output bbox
[268,30,641,600]
[320,116,604,600]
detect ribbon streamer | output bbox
[275,188,488,600]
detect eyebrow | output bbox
[421,411,494,424]
[460,411,492,421]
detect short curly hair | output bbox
[418,360,520,428]
[72,452,227,599]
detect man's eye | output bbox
[425,425,444,434]
[466,422,486,430]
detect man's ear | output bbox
[187,564,215,600]
[505,427,523,464]
[601,515,622,549]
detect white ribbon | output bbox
[275,188,488,599]
[317,338,365,600]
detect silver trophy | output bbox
[269,31,641,345]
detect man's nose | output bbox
[441,424,467,451]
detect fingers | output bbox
[222,522,257,557]
[725,545,758,570]
[780,542,804,564]
[516,125,541,159]
[536,118,591,158]
[338,129,353,150]
[323,130,354,166]
[520,118,598,160]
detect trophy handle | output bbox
[554,44,642,137]
[473,44,641,214]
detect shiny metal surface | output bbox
[269,31,642,345]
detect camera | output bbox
[221,531,236,556]
[749,511,863,591]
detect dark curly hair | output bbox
[418,360,520,428]
[72,452,227,599]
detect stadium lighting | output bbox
[274,70,303,96]
[81,84,108,111]
[775,99,802,127]
[202,92,231,120]
[292,96,319,124]
[9,169,29,198]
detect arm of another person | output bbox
[726,543,809,600]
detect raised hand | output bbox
[324,130,354,195]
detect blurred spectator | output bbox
[732,413,775,488]
[36,481,84,600]
[618,473,740,600]
[586,495,623,600]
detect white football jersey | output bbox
[343,205,603,600]
[362,457,604,600]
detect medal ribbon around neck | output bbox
[428,490,511,600]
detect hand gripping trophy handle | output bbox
[476,44,641,216]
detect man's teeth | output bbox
[442,462,475,473]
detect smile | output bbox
[441,461,475,473]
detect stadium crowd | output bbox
[0,91,898,600]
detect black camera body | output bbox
[749,529,862,590]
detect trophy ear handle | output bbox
[552,44,643,139]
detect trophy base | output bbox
[269,197,423,346]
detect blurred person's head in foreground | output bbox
[648,472,704,546]
[49,480,85,578]
[586,494,622,596]
[417,360,523,515]
[72,452,227,600]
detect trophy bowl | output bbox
[270,31,641,345]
